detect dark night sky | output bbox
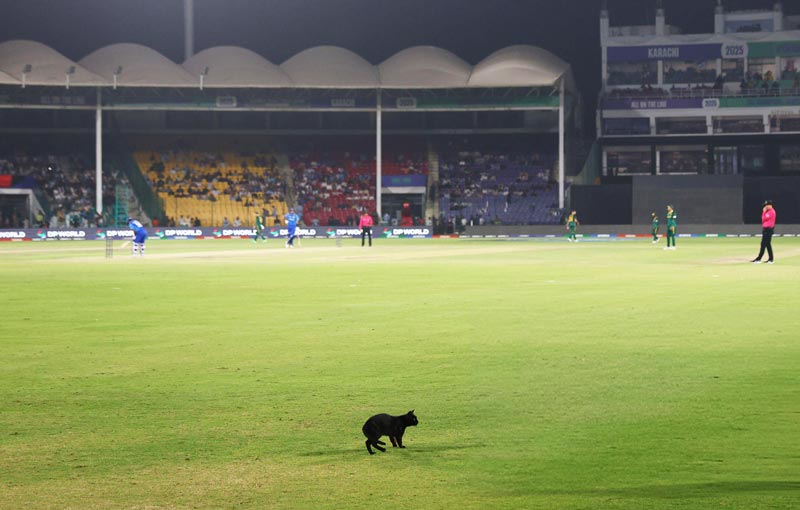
[0,0,797,121]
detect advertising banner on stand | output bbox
[602,97,705,110]
[0,227,433,241]
[607,44,723,62]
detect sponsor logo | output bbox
[44,230,87,239]
[102,229,135,238]
[274,228,317,236]
[0,231,26,239]
[329,228,362,237]
[222,229,257,236]
[391,228,431,237]
[702,98,720,108]
[161,229,202,237]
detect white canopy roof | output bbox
[0,40,106,86]
[379,46,472,88]
[0,69,19,85]
[0,41,573,91]
[80,43,197,87]
[280,46,379,88]
[469,45,572,88]
[183,46,293,88]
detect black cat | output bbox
[362,410,419,454]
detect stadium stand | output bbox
[130,136,288,227]
[288,136,428,226]
[0,148,130,228]
[436,136,561,225]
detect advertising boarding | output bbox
[0,226,433,241]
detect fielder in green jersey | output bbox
[566,210,579,242]
[651,212,659,243]
[665,205,677,249]
[253,215,267,243]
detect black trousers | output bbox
[361,226,372,246]
[756,227,774,261]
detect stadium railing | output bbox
[107,150,165,225]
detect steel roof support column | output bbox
[95,88,103,215]
[558,78,565,210]
[376,89,382,218]
[184,0,195,61]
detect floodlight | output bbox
[200,66,210,90]
[113,66,123,89]
[21,64,32,88]
[66,65,76,89]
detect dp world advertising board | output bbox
[0,227,433,241]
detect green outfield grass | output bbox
[1,237,798,510]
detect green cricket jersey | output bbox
[567,214,578,229]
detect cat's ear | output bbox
[409,410,415,414]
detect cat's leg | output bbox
[365,439,374,454]
[389,436,398,447]
[396,432,405,448]
[373,440,386,452]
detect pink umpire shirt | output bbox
[762,208,776,228]
[359,214,374,228]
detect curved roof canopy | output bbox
[281,46,379,88]
[80,43,196,87]
[469,45,572,88]
[0,41,573,91]
[379,46,472,88]
[183,46,293,88]
[0,40,106,86]
[0,69,19,85]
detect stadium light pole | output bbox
[95,89,103,215]
[200,66,209,90]
[65,65,75,90]
[21,64,32,88]
[558,77,565,210]
[376,89,382,218]
[184,0,195,61]
[113,66,122,89]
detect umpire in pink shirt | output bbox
[359,211,374,247]
[752,200,776,264]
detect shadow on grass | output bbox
[535,481,800,499]
[299,443,483,458]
